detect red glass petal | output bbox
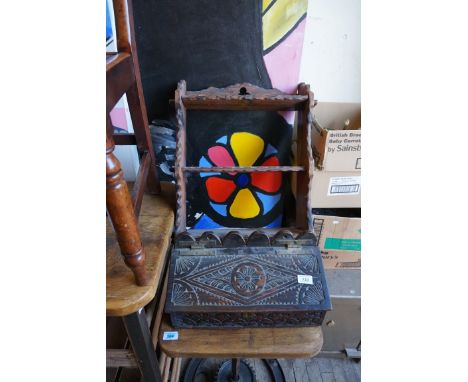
[251,156,282,193]
[207,146,235,167]
[206,177,237,203]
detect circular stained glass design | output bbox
[196,132,283,227]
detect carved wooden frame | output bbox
[174,80,317,244]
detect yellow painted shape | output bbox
[262,0,308,51]
[230,132,264,167]
[230,189,260,219]
[263,0,274,12]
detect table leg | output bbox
[123,308,162,382]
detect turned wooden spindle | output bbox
[106,125,148,286]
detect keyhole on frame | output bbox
[239,87,249,95]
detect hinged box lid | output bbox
[165,231,331,314]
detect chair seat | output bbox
[159,314,323,359]
[106,182,175,316]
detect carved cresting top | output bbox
[182,82,308,103]
[166,247,331,311]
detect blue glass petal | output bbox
[209,202,228,216]
[216,135,228,144]
[264,214,283,228]
[193,214,224,229]
[255,191,281,214]
[199,156,212,167]
[198,156,220,177]
[264,144,278,157]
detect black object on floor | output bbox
[183,358,286,382]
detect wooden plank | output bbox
[352,361,361,380]
[173,357,182,382]
[112,0,131,52]
[341,359,360,382]
[292,359,309,382]
[131,151,150,217]
[162,357,172,382]
[106,51,130,71]
[152,274,169,348]
[169,358,181,382]
[251,359,271,382]
[182,83,307,111]
[125,0,161,194]
[183,166,303,173]
[321,372,337,382]
[106,316,130,381]
[277,359,296,382]
[316,357,334,373]
[159,314,323,358]
[174,80,187,234]
[159,352,167,371]
[106,53,134,114]
[106,182,175,316]
[106,349,138,368]
[330,358,348,382]
[295,83,314,231]
[305,358,322,382]
[184,97,308,111]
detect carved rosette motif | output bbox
[231,262,266,297]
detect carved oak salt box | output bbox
[166,230,331,328]
[165,81,331,328]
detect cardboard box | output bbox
[310,102,361,208]
[313,212,361,269]
[312,102,361,172]
[311,170,361,208]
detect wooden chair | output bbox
[106,0,160,287]
[106,187,175,382]
[106,1,175,381]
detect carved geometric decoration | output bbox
[167,249,330,310]
[166,246,331,328]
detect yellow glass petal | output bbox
[263,0,274,12]
[230,132,264,167]
[230,189,260,219]
[262,0,308,52]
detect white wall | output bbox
[299,0,361,103]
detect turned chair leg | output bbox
[106,131,148,286]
